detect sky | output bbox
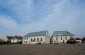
[0,0,85,38]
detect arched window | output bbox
[41,38,42,41]
[65,37,67,40]
[61,37,62,40]
[37,38,39,42]
[56,37,58,40]
[31,38,36,42]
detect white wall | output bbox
[22,36,50,44]
[52,36,74,44]
[11,39,17,43]
[22,37,29,44]
[11,39,22,43]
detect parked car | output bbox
[67,39,77,44]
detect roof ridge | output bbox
[24,30,48,37]
[29,30,48,33]
[52,31,74,36]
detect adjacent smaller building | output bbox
[23,31,50,44]
[51,31,75,44]
[11,36,22,44]
[3,36,22,44]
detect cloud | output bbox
[0,0,85,38]
[0,14,22,35]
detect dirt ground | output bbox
[0,43,85,55]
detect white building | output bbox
[11,36,22,44]
[51,31,75,44]
[6,36,22,44]
[23,31,50,44]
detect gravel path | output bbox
[0,44,85,55]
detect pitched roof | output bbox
[7,36,13,40]
[14,36,22,39]
[7,36,22,40]
[24,31,48,37]
[52,31,75,36]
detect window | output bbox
[65,37,67,40]
[61,37,62,40]
[24,41,25,43]
[37,38,39,42]
[70,36,73,39]
[41,38,42,41]
[26,41,28,43]
[31,38,36,42]
[34,38,35,42]
[31,38,33,42]
[56,37,58,40]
